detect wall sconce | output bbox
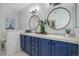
[29,8,37,14]
[49,3,61,6]
[29,6,39,14]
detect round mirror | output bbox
[29,15,40,30]
[47,7,71,30]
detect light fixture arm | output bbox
[29,8,37,14]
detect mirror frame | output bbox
[29,15,40,30]
[47,7,71,30]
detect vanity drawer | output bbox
[32,37,39,42]
[32,44,39,47]
[32,46,39,52]
[31,50,39,56]
[32,42,39,47]
[34,39,39,42]
[32,42,39,46]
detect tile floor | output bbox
[7,50,30,56]
[0,45,29,56]
[0,50,6,56]
[0,49,29,56]
[0,46,6,56]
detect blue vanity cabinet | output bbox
[51,41,70,56]
[39,38,51,56]
[20,35,26,51]
[31,37,39,56]
[25,36,31,55]
[20,35,32,55]
[71,43,78,56]
[51,40,78,56]
[20,34,78,56]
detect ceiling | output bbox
[0,3,30,14]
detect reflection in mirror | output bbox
[48,20,56,29]
[29,15,40,30]
[47,7,71,30]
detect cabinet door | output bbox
[53,41,69,56]
[71,43,78,56]
[39,38,51,56]
[20,35,26,51]
[25,36,31,55]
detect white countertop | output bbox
[21,33,79,44]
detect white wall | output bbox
[6,31,21,55]
[77,4,79,28]
[0,12,19,42]
[19,3,75,35]
[74,4,79,38]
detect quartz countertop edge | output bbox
[20,33,79,44]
